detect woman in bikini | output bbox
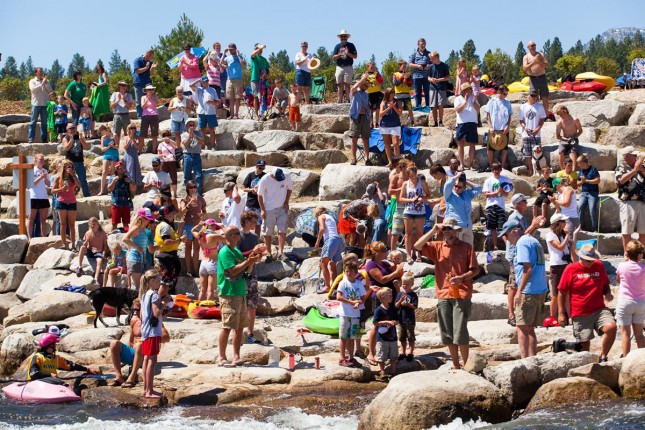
[192,219,226,301]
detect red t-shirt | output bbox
[558,260,609,318]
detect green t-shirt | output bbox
[217,245,247,296]
[66,81,87,105]
[250,55,269,82]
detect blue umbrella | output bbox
[166,47,208,69]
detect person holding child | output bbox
[336,260,370,368]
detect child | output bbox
[140,268,171,398]
[54,95,68,141]
[395,272,418,361]
[482,162,509,250]
[389,250,404,291]
[534,166,553,220]
[28,333,98,382]
[471,65,481,97]
[373,288,399,379]
[288,84,301,131]
[77,216,108,283]
[103,243,128,288]
[79,97,93,139]
[392,60,414,125]
[46,91,57,142]
[336,260,370,367]
[271,78,290,116]
[98,125,119,195]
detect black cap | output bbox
[142,201,161,213]
[256,159,266,167]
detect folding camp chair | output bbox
[362,127,422,166]
[310,76,327,104]
[628,58,645,89]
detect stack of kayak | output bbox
[2,380,81,403]
[174,295,221,319]
[560,80,606,93]
[507,77,558,93]
[303,301,341,336]
[572,72,615,93]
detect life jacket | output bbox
[155,220,179,253]
[27,352,58,381]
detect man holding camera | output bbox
[28,67,52,143]
[616,146,645,251]
[107,162,136,231]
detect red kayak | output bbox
[560,81,606,93]
[102,305,117,317]
[187,301,221,319]
[166,304,188,319]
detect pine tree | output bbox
[25,56,34,77]
[48,59,65,89]
[109,49,125,73]
[633,31,645,49]
[151,13,204,97]
[547,37,563,80]
[483,49,514,82]
[316,47,333,69]
[67,53,89,77]
[268,50,293,74]
[514,42,526,78]
[446,50,459,71]
[19,62,28,79]
[459,39,480,66]
[542,39,552,60]
[568,40,584,56]
[1,56,19,78]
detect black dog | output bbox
[88,288,138,328]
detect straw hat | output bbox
[576,243,601,261]
[337,29,351,38]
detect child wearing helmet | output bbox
[28,333,98,382]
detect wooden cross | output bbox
[9,155,34,235]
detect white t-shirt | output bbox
[221,194,246,229]
[482,175,509,208]
[337,278,366,318]
[30,166,50,200]
[518,102,546,138]
[143,170,172,201]
[294,52,312,72]
[257,173,293,211]
[322,213,339,240]
[546,231,569,265]
[453,95,478,124]
[169,97,189,122]
[192,85,219,116]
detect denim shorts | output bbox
[321,235,343,262]
[171,119,186,134]
[183,224,195,241]
[198,114,218,129]
[57,201,77,211]
[296,69,312,87]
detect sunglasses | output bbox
[187,186,197,189]
[68,127,76,130]
[441,227,453,231]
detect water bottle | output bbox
[486,251,493,265]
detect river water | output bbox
[0,395,643,429]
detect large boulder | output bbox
[0,220,20,241]
[300,103,349,116]
[552,99,631,128]
[6,123,41,143]
[256,296,296,316]
[525,376,618,413]
[0,235,28,264]
[568,360,622,392]
[604,125,645,149]
[290,150,348,169]
[242,130,302,153]
[76,196,112,221]
[299,132,345,150]
[538,351,598,383]
[319,164,390,200]
[483,357,542,408]
[0,332,35,375]
[58,327,124,353]
[7,290,92,323]
[15,269,67,300]
[299,114,349,133]
[419,127,455,149]
[201,150,245,168]
[470,293,508,321]
[33,248,76,270]
[0,292,22,321]
[619,348,645,398]
[253,260,296,281]
[542,143,617,172]
[0,264,29,293]
[24,236,64,264]
[358,370,512,430]
[0,114,30,126]
[18,273,97,301]
[628,103,645,126]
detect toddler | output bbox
[103,243,128,288]
[46,91,57,142]
[98,125,119,195]
[271,78,290,116]
[54,95,68,141]
[288,83,301,131]
[395,272,418,361]
[79,97,93,139]
[534,166,553,220]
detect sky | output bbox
[1,0,645,72]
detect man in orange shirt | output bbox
[414,217,479,369]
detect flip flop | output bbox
[233,359,247,367]
[121,381,136,388]
[218,359,235,368]
[109,379,123,387]
[367,357,378,366]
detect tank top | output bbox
[56,178,76,203]
[103,137,119,160]
[202,234,218,260]
[142,95,158,117]
[380,102,401,128]
[403,179,425,215]
[322,214,339,240]
[126,228,149,262]
[559,188,578,219]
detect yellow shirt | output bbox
[327,270,370,300]
[366,72,383,94]
[155,221,179,253]
[556,170,579,183]
[393,72,412,95]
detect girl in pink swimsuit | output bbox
[192,219,225,301]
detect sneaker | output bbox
[432,122,439,127]
[438,121,444,127]
[75,267,84,277]
[598,356,608,363]
[552,338,567,353]
[246,335,261,344]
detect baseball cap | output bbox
[623,146,639,156]
[137,207,156,221]
[529,91,538,97]
[142,201,160,213]
[365,183,377,197]
[200,75,209,82]
[151,156,161,165]
[256,159,266,167]
[204,218,223,230]
[511,193,527,208]
[223,182,236,192]
[497,219,524,238]
[552,177,564,187]
[273,168,285,182]
[550,213,568,225]
[114,161,124,169]
[160,205,175,217]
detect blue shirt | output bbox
[514,235,548,295]
[578,166,600,193]
[487,97,513,131]
[428,62,450,90]
[409,49,431,79]
[225,53,244,80]
[443,176,482,228]
[349,89,369,120]
[505,211,528,262]
[132,56,152,87]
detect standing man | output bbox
[348,74,371,166]
[190,76,220,149]
[615,146,645,251]
[576,154,601,232]
[409,38,431,108]
[217,226,262,367]
[427,51,450,127]
[250,43,270,119]
[499,219,548,358]
[132,49,157,119]
[223,43,246,119]
[555,106,583,171]
[523,41,550,114]
[332,29,357,103]
[107,162,136,232]
[518,91,546,176]
[28,68,52,143]
[257,168,293,262]
[414,218,479,369]
[294,41,312,104]
[443,171,482,246]
[221,182,245,229]
[453,82,480,170]
[485,84,512,170]
[242,159,267,235]
[181,120,205,195]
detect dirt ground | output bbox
[0,101,30,115]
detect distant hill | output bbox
[586,27,645,47]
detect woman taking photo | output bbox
[124,208,156,290]
[192,219,225,301]
[550,176,579,255]
[379,88,402,168]
[51,160,81,250]
[314,206,342,294]
[546,213,571,319]
[399,165,430,264]
[28,154,50,239]
[180,180,207,277]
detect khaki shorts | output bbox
[349,113,371,139]
[335,66,354,84]
[262,207,288,235]
[398,322,416,343]
[515,292,547,327]
[437,299,471,345]
[572,308,615,342]
[375,340,398,362]
[220,295,249,330]
[226,78,245,100]
[619,200,645,235]
[506,263,517,291]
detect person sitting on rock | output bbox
[28,333,99,384]
[555,105,583,172]
[108,298,169,387]
[76,217,108,284]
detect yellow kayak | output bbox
[575,72,615,92]
[508,81,559,93]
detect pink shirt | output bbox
[57,179,77,203]
[142,95,158,117]
[206,65,221,86]
[158,140,176,162]
[617,261,645,300]
[180,55,201,80]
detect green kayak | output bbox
[303,307,340,336]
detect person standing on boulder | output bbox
[498,218,548,358]
[28,67,52,143]
[408,38,431,108]
[258,167,293,262]
[615,146,645,252]
[132,49,157,119]
[332,29,357,103]
[242,159,267,235]
[522,40,550,114]
[250,43,270,119]
[348,74,371,165]
[222,43,246,119]
[414,217,479,369]
[443,171,482,246]
[427,51,450,127]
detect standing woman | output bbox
[455,58,469,96]
[179,180,207,277]
[546,213,571,319]
[124,208,156,290]
[122,124,143,188]
[388,159,411,251]
[409,38,431,108]
[167,86,190,146]
[294,41,312,104]
[549,176,579,256]
[615,240,645,357]
[314,207,342,294]
[179,45,201,96]
[89,63,110,123]
[64,71,87,125]
[139,85,160,153]
[52,161,81,250]
[399,165,431,264]
[97,124,119,195]
[379,88,402,168]
[157,131,178,198]
[28,154,50,239]
[192,219,226,301]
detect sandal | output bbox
[407,257,414,265]
[109,379,123,387]
[350,159,357,166]
[338,358,354,367]
[121,381,136,388]
[367,356,378,366]
[218,359,235,368]
[507,316,516,327]
[233,359,247,367]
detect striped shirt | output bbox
[206,65,221,86]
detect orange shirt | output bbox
[421,240,478,300]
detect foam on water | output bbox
[426,418,491,430]
[0,406,359,430]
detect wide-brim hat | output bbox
[441,217,462,231]
[337,29,351,38]
[550,213,568,225]
[143,84,156,91]
[308,57,321,70]
[577,243,601,261]
[117,81,128,87]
